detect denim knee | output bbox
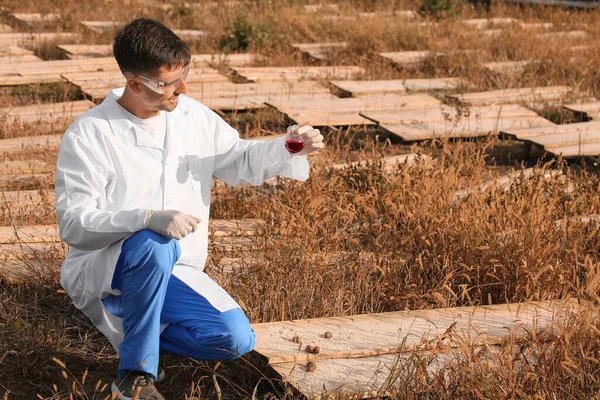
[216,310,256,360]
[114,230,181,287]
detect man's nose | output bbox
[175,80,188,95]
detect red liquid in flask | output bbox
[285,139,304,154]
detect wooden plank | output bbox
[452,168,563,202]
[80,20,124,34]
[0,54,42,64]
[519,22,553,29]
[57,44,112,59]
[0,32,78,46]
[0,220,266,244]
[446,86,572,106]
[286,112,376,127]
[196,93,337,111]
[0,160,52,175]
[378,117,553,141]
[0,189,54,204]
[535,30,588,41]
[535,142,600,157]
[252,300,578,369]
[361,104,554,141]
[461,18,519,29]
[10,13,60,25]
[556,214,600,228]
[502,120,600,140]
[358,10,417,19]
[330,154,432,172]
[268,94,440,113]
[562,101,600,119]
[0,134,62,153]
[268,94,440,127]
[404,78,463,92]
[291,42,347,61]
[0,100,95,123]
[304,4,340,12]
[231,66,364,83]
[362,104,543,124]
[269,94,441,127]
[379,51,434,69]
[329,80,406,96]
[0,45,34,56]
[0,173,53,190]
[191,53,257,67]
[0,74,63,86]
[483,60,533,75]
[0,24,13,34]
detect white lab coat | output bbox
[55,88,309,350]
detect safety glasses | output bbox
[126,65,190,94]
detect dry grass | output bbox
[1,0,600,398]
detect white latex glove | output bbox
[291,125,325,156]
[144,210,201,240]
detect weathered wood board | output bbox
[0,45,34,57]
[483,60,533,75]
[461,18,519,29]
[252,300,578,399]
[503,121,600,157]
[0,24,13,34]
[447,86,573,106]
[63,67,228,100]
[361,104,554,141]
[267,94,441,127]
[330,154,432,173]
[0,100,95,123]
[535,30,588,41]
[0,134,62,153]
[562,101,600,119]
[291,42,347,61]
[80,20,124,34]
[303,4,340,12]
[0,32,78,47]
[379,51,435,69]
[0,189,54,204]
[197,93,337,111]
[0,160,52,175]
[0,74,64,86]
[451,168,563,202]
[10,13,60,26]
[0,173,53,190]
[231,66,364,82]
[0,220,266,244]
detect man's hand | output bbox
[145,210,201,240]
[295,125,325,156]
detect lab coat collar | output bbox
[102,88,189,149]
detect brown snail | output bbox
[323,331,333,339]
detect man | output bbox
[55,18,324,399]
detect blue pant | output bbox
[102,230,256,379]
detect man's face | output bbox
[130,64,189,112]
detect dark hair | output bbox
[113,18,191,76]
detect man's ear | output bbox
[126,78,143,94]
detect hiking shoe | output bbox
[111,371,165,400]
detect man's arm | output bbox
[209,111,317,186]
[55,130,147,251]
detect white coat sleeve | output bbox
[55,130,147,251]
[210,111,310,186]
